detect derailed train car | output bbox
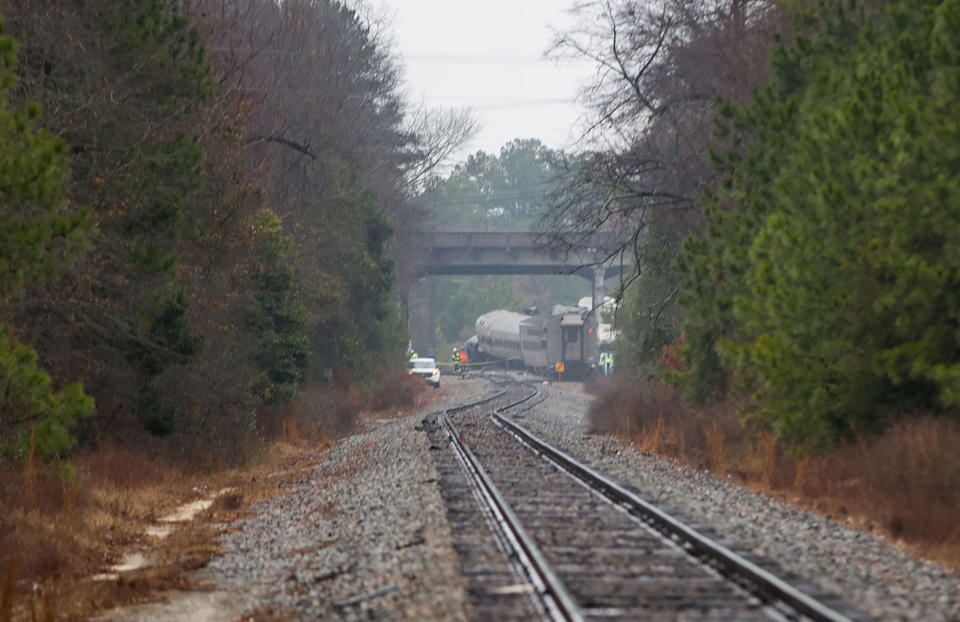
[474,304,599,376]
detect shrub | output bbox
[367,368,430,412]
[589,374,743,469]
[0,325,93,462]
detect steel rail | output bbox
[490,410,861,622]
[445,388,507,414]
[440,385,583,622]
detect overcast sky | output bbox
[378,0,591,158]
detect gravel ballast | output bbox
[101,374,958,621]
[198,380,492,621]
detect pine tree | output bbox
[0,16,93,461]
[244,210,310,404]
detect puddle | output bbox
[159,498,215,523]
[92,489,233,581]
[145,525,174,538]
[93,590,243,622]
[91,552,148,581]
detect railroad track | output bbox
[424,377,871,621]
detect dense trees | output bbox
[7,0,955,459]
[0,0,465,463]
[1,0,262,452]
[554,0,960,448]
[680,0,960,447]
[423,139,565,231]
[546,0,783,372]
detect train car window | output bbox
[565,327,579,343]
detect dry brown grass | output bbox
[793,416,960,562]
[590,376,745,469]
[261,370,431,446]
[0,365,431,620]
[366,368,432,413]
[590,375,960,568]
[0,436,335,621]
[0,444,209,621]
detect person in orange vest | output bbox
[459,348,468,376]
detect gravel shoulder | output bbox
[506,379,960,622]
[100,378,492,622]
[98,374,959,621]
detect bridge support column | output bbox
[592,265,605,315]
[408,277,435,356]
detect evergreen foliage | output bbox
[677,0,960,448]
[423,139,561,231]
[615,218,683,375]
[309,184,406,383]
[245,210,310,404]
[435,277,522,345]
[93,0,209,435]
[0,325,94,460]
[0,17,93,461]
[0,0,480,461]
[0,17,88,297]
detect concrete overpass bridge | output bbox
[407,230,625,353]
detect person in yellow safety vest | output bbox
[410,351,418,359]
[451,348,461,374]
[602,351,614,375]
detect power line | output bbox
[403,53,593,66]
[465,101,575,110]
[419,96,574,106]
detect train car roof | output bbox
[476,310,528,327]
[519,315,544,328]
[551,304,582,316]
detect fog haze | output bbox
[381,0,588,155]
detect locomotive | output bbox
[472,304,600,376]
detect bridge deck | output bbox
[419,231,621,278]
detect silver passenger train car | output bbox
[474,304,599,375]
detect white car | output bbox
[407,357,440,389]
